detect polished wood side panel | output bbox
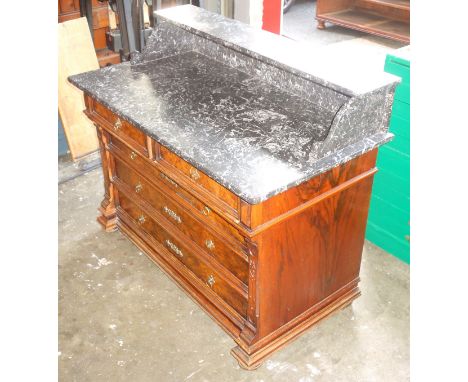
[233,159,377,369]
[256,175,374,336]
[160,145,240,213]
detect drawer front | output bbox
[109,137,246,244]
[160,146,239,213]
[117,193,248,316]
[93,101,148,156]
[113,158,249,284]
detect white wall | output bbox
[199,0,263,28]
[248,0,263,29]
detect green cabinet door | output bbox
[366,48,410,264]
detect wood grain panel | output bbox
[254,175,375,336]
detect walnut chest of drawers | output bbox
[70,5,398,370]
[84,95,379,369]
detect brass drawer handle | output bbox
[205,239,215,251]
[114,118,122,130]
[137,215,146,224]
[189,167,200,181]
[207,274,215,288]
[163,206,182,224]
[159,172,178,188]
[135,182,143,193]
[201,206,211,216]
[130,151,137,160]
[165,239,183,257]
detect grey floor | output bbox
[59,168,409,381]
[59,2,409,380]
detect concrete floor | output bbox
[59,167,409,381]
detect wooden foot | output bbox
[97,197,117,232]
[317,20,326,30]
[231,346,263,370]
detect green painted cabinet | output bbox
[366,48,410,263]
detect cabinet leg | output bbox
[97,196,117,232]
[95,123,118,232]
[230,346,263,370]
[317,20,326,30]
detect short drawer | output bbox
[159,146,239,213]
[108,137,246,244]
[113,158,249,284]
[93,101,148,156]
[117,193,248,317]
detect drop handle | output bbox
[163,206,182,224]
[114,118,122,130]
[160,172,178,188]
[201,206,211,216]
[207,274,215,288]
[205,239,215,251]
[165,239,183,257]
[137,215,146,224]
[189,167,200,181]
[135,182,143,193]
[130,151,137,160]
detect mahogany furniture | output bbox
[70,5,398,369]
[58,0,120,67]
[316,0,410,43]
[58,0,81,23]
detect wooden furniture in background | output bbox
[58,0,81,22]
[84,95,379,369]
[316,0,410,43]
[59,18,100,160]
[58,0,120,67]
[90,0,121,66]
